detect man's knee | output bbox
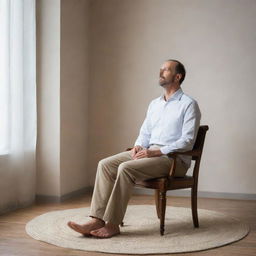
[98,157,112,170]
[117,163,137,184]
[118,162,130,172]
[117,162,136,178]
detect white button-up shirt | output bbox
[134,88,201,169]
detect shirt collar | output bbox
[160,88,184,102]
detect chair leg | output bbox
[155,190,160,219]
[159,190,167,235]
[191,186,199,228]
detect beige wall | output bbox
[89,0,256,195]
[60,0,90,195]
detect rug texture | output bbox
[25,205,250,254]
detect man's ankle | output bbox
[91,216,105,224]
[106,221,119,228]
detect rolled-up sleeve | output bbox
[160,100,201,155]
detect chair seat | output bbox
[135,175,194,190]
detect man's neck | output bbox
[164,85,180,101]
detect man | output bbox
[67,59,201,238]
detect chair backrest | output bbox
[189,125,209,182]
[192,125,209,160]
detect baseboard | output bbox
[36,186,93,203]
[0,199,34,216]
[133,187,256,200]
[61,186,93,201]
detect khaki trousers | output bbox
[88,145,188,225]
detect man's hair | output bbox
[167,59,186,84]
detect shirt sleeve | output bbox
[134,102,153,148]
[160,100,201,155]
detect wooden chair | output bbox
[122,125,209,235]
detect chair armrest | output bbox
[167,150,201,157]
[167,150,201,177]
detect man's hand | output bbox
[134,149,163,159]
[131,145,144,159]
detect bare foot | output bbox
[90,222,120,238]
[67,217,105,236]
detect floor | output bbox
[0,193,255,256]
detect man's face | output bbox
[159,61,177,87]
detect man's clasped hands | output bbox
[131,145,163,159]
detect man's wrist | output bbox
[150,149,163,157]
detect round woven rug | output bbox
[25,205,250,254]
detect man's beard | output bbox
[159,76,174,87]
[159,79,166,87]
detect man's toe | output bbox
[91,229,104,238]
[90,230,98,235]
[67,221,75,229]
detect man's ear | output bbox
[175,73,182,83]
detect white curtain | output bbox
[0,0,36,214]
